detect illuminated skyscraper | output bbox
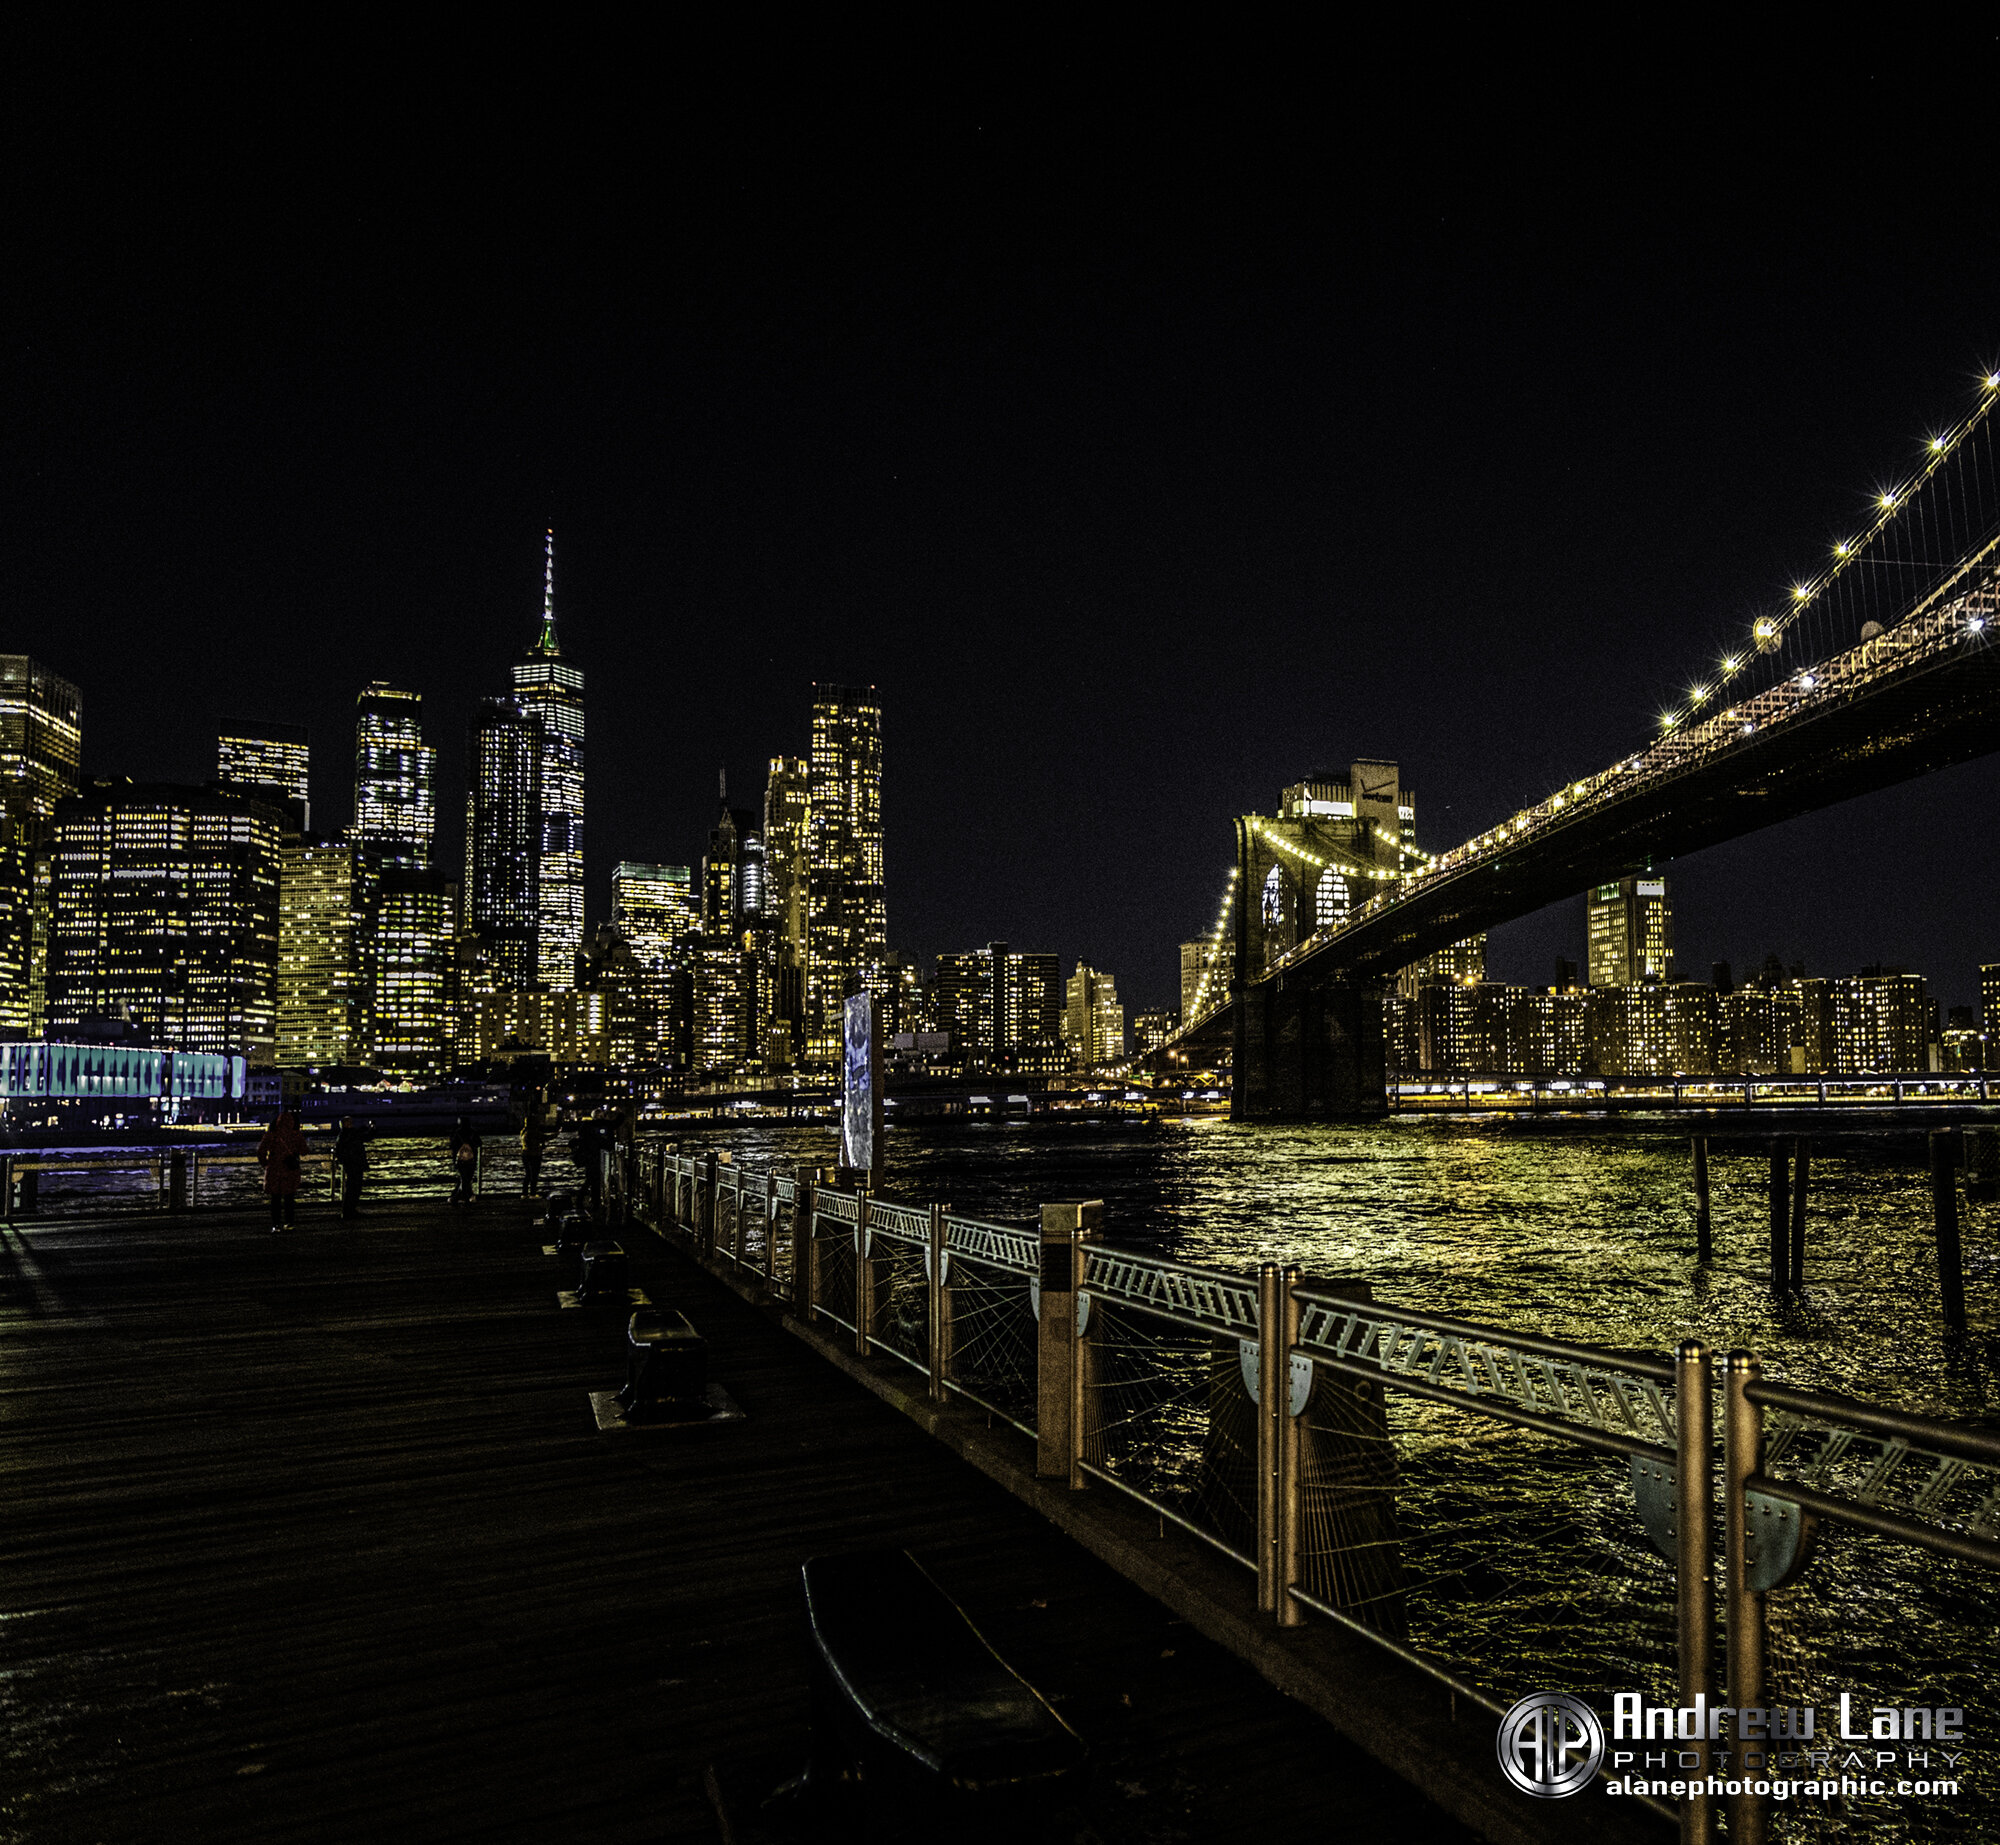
[1588,877,1673,986]
[805,684,885,1062]
[1063,963,1127,1065]
[465,697,542,990]
[614,862,696,1065]
[48,782,281,1058]
[763,755,810,1059]
[277,840,360,1065]
[352,684,436,870]
[361,869,455,1074]
[0,655,82,1035]
[219,720,310,832]
[510,532,585,989]
[935,943,1063,1071]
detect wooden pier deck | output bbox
[0,1192,1472,1844]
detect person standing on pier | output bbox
[520,1108,549,1199]
[333,1115,369,1219]
[448,1117,480,1206]
[258,1110,306,1233]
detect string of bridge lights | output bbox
[1184,867,1238,1022]
[1248,817,1409,881]
[1655,371,2000,738]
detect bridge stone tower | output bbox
[1231,763,1411,1121]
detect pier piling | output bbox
[1692,1136,1711,1262]
[1929,1130,1967,1334]
[1768,1143,1790,1294]
[1789,1138,1809,1290]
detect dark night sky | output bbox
[12,27,2000,1010]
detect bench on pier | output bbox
[797,1548,1085,1823]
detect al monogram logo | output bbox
[1496,1693,1606,1799]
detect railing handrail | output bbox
[1748,1376,2000,1467]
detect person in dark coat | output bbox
[520,1110,549,1199]
[448,1116,480,1205]
[258,1110,307,1232]
[333,1115,368,1219]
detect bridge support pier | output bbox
[1231,978,1386,1122]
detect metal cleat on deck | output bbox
[615,1307,707,1419]
[576,1241,628,1304]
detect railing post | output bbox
[790,1168,815,1316]
[803,1174,823,1321]
[1675,1338,1715,1845]
[762,1168,777,1283]
[1255,1263,1304,1627]
[853,1189,874,1358]
[701,1151,717,1257]
[1036,1200,1100,1487]
[1724,1350,1766,1845]
[926,1202,951,1404]
[1256,1264,1281,1614]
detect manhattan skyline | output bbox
[15,33,2000,1010]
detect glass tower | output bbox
[219,720,310,832]
[277,840,360,1065]
[1587,876,1674,987]
[0,655,82,1035]
[465,697,542,991]
[511,532,585,990]
[353,683,436,871]
[48,782,282,1058]
[805,684,886,1063]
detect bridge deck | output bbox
[0,1193,1469,1843]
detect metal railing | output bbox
[2,1148,339,1217]
[639,1142,2000,1843]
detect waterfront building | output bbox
[1131,1007,1179,1054]
[1179,935,1233,1022]
[1588,876,1673,986]
[276,840,360,1065]
[360,869,455,1075]
[352,683,436,870]
[1396,934,1486,999]
[1063,963,1127,1065]
[805,684,886,1063]
[1519,986,1587,1074]
[612,862,696,1066]
[1982,964,2000,1032]
[1830,971,1930,1072]
[469,987,609,1066]
[693,938,752,1077]
[1719,985,1800,1075]
[510,533,585,990]
[48,782,281,1059]
[219,720,310,832]
[0,655,82,1036]
[935,943,1063,1071]
[763,755,810,1061]
[464,697,542,991]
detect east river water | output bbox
[29,1117,2000,1838]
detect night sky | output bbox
[14,29,2000,1010]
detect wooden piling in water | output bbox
[1930,1130,1967,1334]
[1693,1136,1712,1262]
[1768,1143,1790,1294]
[1789,1138,1809,1291]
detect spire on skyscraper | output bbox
[530,528,560,657]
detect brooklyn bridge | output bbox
[1153,376,2000,1118]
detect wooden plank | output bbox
[0,1198,1471,1843]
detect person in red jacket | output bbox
[258,1110,307,1233]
